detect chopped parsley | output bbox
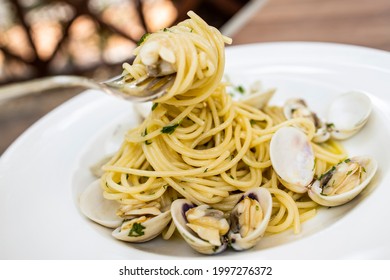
[128,223,145,237]
[204,168,208,173]
[142,128,151,144]
[326,123,335,131]
[346,170,353,175]
[151,103,158,111]
[161,123,179,134]
[137,33,150,46]
[236,85,245,94]
[344,158,351,163]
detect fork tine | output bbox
[101,74,175,102]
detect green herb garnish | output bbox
[137,33,150,46]
[236,85,245,94]
[151,103,158,111]
[326,123,335,130]
[161,123,179,134]
[128,223,145,237]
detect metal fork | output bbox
[0,74,175,103]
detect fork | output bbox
[0,74,175,103]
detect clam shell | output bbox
[328,91,372,140]
[228,187,272,251]
[241,88,275,109]
[308,156,377,207]
[170,199,227,255]
[112,210,171,242]
[270,126,315,193]
[79,180,122,228]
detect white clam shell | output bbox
[270,126,315,193]
[112,210,171,242]
[328,91,372,140]
[308,156,377,207]
[241,88,275,109]
[170,199,227,255]
[79,180,122,228]
[228,187,272,251]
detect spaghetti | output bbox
[100,11,347,240]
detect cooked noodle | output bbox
[100,11,347,239]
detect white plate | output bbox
[1,42,390,259]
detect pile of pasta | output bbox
[101,11,347,239]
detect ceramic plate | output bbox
[1,42,390,259]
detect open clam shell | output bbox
[270,126,315,193]
[241,88,275,109]
[228,187,272,251]
[171,199,228,255]
[283,98,330,143]
[79,180,122,228]
[308,156,377,207]
[328,91,372,140]
[112,210,171,242]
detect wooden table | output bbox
[1,0,389,154]
[232,0,390,51]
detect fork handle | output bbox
[0,75,101,103]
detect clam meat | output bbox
[112,208,172,243]
[228,187,272,251]
[283,91,372,142]
[308,156,377,207]
[283,98,330,143]
[171,200,229,255]
[79,180,172,242]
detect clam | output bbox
[283,98,330,143]
[112,209,172,243]
[270,126,315,193]
[228,187,272,251]
[79,180,122,228]
[171,200,229,255]
[138,38,177,77]
[112,192,172,243]
[308,156,377,207]
[327,91,372,140]
[80,180,172,242]
[283,91,372,142]
[241,88,276,109]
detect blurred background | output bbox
[0,0,251,153]
[0,0,250,85]
[0,0,389,155]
